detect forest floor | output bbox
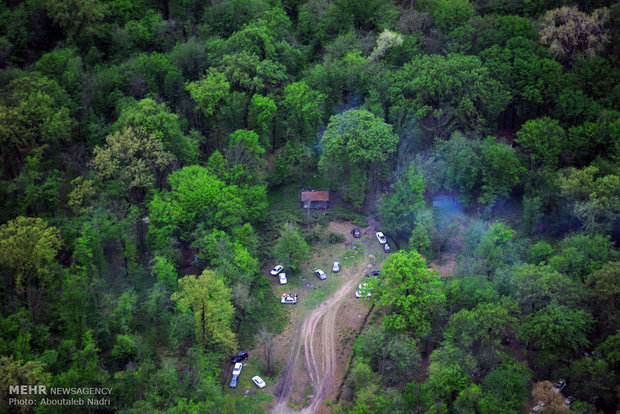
[266,221,382,413]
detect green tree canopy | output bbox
[377,250,445,336]
[91,127,175,204]
[319,109,399,206]
[172,270,237,353]
[388,54,510,138]
[0,216,62,298]
[272,224,309,271]
[115,98,199,164]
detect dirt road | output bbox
[272,260,368,414]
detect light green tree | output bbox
[91,127,175,204]
[282,80,325,140]
[172,270,237,353]
[377,250,445,336]
[186,69,230,118]
[0,217,62,308]
[248,94,277,148]
[273,224,309,271]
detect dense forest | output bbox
[0,0,619,412]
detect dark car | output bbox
[231,351,248,363]
[384,243,391,253]
[352,228,361,238]
[370,270,381,276]
[229,374,239,388]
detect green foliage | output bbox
[424,344,475,408]
[353,326,421,386]
[424,0,476,31]
[520,301,593,362]
[0,73,75,178]
[319,109,399,206]
[480,36,564,120]
[379,163,426,234]
[388,54,509,139]
[91,127,175,204]
[151,256,178,291]
[115,98,199,164]
[248,94,276,148]
[0,216,62,298]
[569,357,617,410]
[586,262,620,334]
[557,166,620,234]
[481,359,531,413]
[478,138,523,205]
[44,0,109,48]
[186,69,230,118]
[548,233,617,282]
[428,132,480,198]
[445,298,518,368]
[281,81,325,141]
[172,270,237,353]
[509,263,578,315]
[273,224,309,271]
[444,275,500,313]
[0,356,51,412]
[377,250,445,336]
[516,117,565,170]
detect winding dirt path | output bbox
[272,260,368,414]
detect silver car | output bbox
[315,269,327,280]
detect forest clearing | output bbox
[1,0,619,413]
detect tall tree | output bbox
[273,224,309,271]
[377,250,445,336]
[540,6,609,67]
[172,270,237,353]
[0,217,62,320]
[91,127,175,205]
[281,80,325,141]
[319,109,399,206]
[379,163,426,234]
[115,98,199,164]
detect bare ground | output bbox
[271,223,374,414]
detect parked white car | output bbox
[281,293,298,304]
[279,273,287,284]
[270,265,284,276]
[315,269,327,280]
[232,362,242,376]
[332,262,340,272]
[376,232,387,244]
[355,282,372,298]
[252,376,266,388]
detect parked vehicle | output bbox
[384,243,391,253]
[279,273,287,284]
[281,293,298,304]
[252,376,266,388]
[229,374,239,388]
[352,228,361,238]
[332,262,340,272]
[231,351,248,363]
[232,362,242,376]
[355,282,372,298]
[270,265,284,276]
[376,232,386,244]
[370,270,381,276]
[315,269,327,280]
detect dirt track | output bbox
[272,259,369,414]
